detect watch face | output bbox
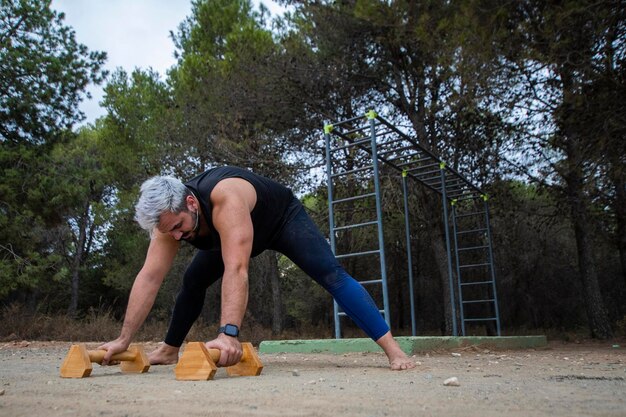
[222,324,239,336]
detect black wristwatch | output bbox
[218,323,240,337]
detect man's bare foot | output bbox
[389,353,417,371]
[375,331,418,371]
[148,343,180,365]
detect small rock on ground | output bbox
[443,377,460,387]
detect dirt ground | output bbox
[0,340,624,417]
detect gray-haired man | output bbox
[99,166,415,370]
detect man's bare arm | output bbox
[205,178,256,366]
[99,233,179,363]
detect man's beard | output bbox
[182,210,200,242]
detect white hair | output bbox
[134,176,191,233]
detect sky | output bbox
[51,0,285,124]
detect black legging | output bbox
[164,201,389,346]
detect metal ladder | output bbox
[324,112,390,338]
[451,196,501,336]
[323,110,501,337]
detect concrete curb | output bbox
[259,336,548,355]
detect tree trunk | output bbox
[608,155,626,285]
[67,200,90,317]
[430,229,455,335]
[569,196,613,339]
[565,153,613,339]
[559,64,613,339]
[422,195,455,335]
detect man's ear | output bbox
[186,194,197,212]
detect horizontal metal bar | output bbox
[462,299,496,304]
[379,152,411,165]
[403,161,440,171]
[463,317,498,322]
[335,249,380,259]
[441,178,466,186]
[329,137,371,152]
[433,181,467,192]
[417,175,444,184]
[433,183,467,193]
[434,178,465,186]
[440,181,468,191]
[456,228,488,235]
[404,175,445,195]
[342,125,370,136]
[459,263,491,269]
[412,168,442,178]
[359,279,383,285]
[331,165,373,178]
[446,183,469,191]
[448,193,482,201]
[331,114,367,127]
[457,245,490,252]
[460,280,493,286]
[332,193,376,205]
[379,152,421,164]
[338,308,385,317]
[376,144,417,157]
[333,220,378,231]
[455,211,487,219]
[376,134,403,145]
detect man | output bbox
[99,166,415,370]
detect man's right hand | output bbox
[97,338,130,365]
[205,333,243,367]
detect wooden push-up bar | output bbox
[59,341,263,380]
[174,342,263,381]
[60,344,150,378]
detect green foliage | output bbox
[278,255,331,328]
[0,0,106,143]
[0,0,107,311]
[100,69,174,181]
[101,205,149,294]
[1,0,624,339]
[167,0,314,184]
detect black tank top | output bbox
[184,166,298,256]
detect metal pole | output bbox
[368,113,391,326]
[402,171,417,336]
[483,197,502,336]
[440,163,458,336]
[451,202,466,336]
[324,126,342,339]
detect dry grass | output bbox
[0,303,154,342]
[7,303,597,344]
[0,303,336,344]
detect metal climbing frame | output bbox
[323,111,501,337]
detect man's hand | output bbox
[205,334,242,367]
[97,338,130,365]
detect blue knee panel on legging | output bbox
[270,201,390,341]
[320,267,389,341]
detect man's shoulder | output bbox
[185,166,249,186]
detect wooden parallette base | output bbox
[174,342,263,381]
[60,344,150,378]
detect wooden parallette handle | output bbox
[88,349,137,364]
[60,344,150,378]
[206,348,222,364]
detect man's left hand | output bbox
[205,333,242,367]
